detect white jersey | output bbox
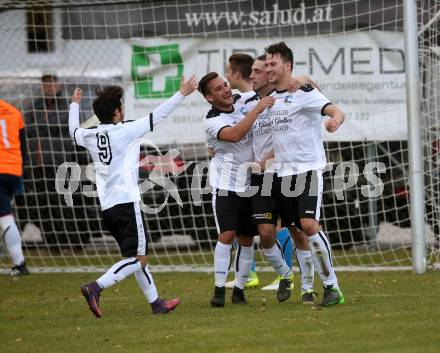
[69,92,185,210]
[204,92,255,192]
[269,85,331,176]
[244,91,276,174]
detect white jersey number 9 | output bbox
[96,132,112,165]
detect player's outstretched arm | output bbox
[69,88,82,138]
[150,75,198,128]
[218,96,274,142]
[324,104,345,133]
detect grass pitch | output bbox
[1,271,439,353]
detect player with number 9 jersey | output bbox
[68,77,198,318]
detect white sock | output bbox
[262,241,293,278]
[296,249,314,291]
[234,245,253,289]
[97,258,142,289]
[214,241,232,287]
[309,232,339,289]
[134,264,159,303]
[1,215,25,266]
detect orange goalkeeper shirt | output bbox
[0,99,24,176]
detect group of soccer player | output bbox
[201,42,345,308]
[66,41,344,318]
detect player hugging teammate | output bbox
[201,42,346,307]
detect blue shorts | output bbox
[0,174,22,217]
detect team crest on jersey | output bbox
[284,95,293,103]
[240,106,247,114]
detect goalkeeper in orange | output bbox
[0,99,29,276]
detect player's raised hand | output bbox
[325,117,342,133]
[255,96,275,113]
[71,88,82,104]
[179,75,198,96]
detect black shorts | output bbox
[0,174,22,217]
[251,173,279,225]
[251,170,323,229]
[278,170,323,229]
[102,201,148,257]
[212,189,255,236]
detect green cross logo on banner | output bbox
[131,44,184,99]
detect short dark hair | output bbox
[256,54,267,61]
[92,86,123,123]
[41,74,58,82]
[198,72,219,97]
[228,53,254,80]
[266,42,293,71]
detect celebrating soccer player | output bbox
[223,53,297,293]
[260,42,345,307]
[218,52,321,302]
[199,72,300,307]
[69,75,198,317]
[246,55,318,302]
[200,72,265,306]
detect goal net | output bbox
[0,0,438,273]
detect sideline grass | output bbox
[1,271,439,353]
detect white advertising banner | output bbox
[122,31,406,144]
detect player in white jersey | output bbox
[224,53,297,292]
[248,55,317,302]
[225,53,254,93]
[262,42,346,307]
[200,72,267,306]
[223,52,266,289]
[199,72,295,307]
[222,54,318,300]
[68,76,198,317]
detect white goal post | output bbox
[0,0,439,273]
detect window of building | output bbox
[27,7,54,53]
